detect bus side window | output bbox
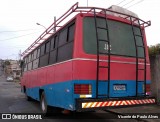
[40,44,45,56]
[32,49,39,69]
[58,28,68,46]
[50,37,54,51]
[45,41,50,53]
[23,58,26,72]
[33,49,37,60]
[28,54,33,71]
[37,48,40,58]
[49,35,58,64]
[31,53,34,62]
[20,60,24,73]
[68,23,75,42]
[35,48,40,69]
[57,23,75,62]
[24,56,28,72]
[54,36,58,48]
[39,41,50,67]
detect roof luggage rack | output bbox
[21,2,151,57]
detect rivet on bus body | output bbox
[69,104,73,109]
[66,89,70,92]
[49,87,52,90]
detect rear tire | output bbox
[26,95,32,101]
[40,91,52,116]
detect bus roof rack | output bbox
[21,2,151,57]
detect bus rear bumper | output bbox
[76,97,156,112]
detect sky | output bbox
[0,0,159,60]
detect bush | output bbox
[148,44,160,56]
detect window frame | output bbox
[40,44,45,56]
[45,41,50,53]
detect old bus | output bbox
[20,3,155,114]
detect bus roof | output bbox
[21,2,151,57]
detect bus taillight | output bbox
[74,84,92,94]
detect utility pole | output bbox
[54,16,56,32]
[19,50,21,60]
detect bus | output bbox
[20,2,155,114]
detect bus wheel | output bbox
[26,95,32,101]
[40,91,51,116]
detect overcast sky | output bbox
[0,0,159,59]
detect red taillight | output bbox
[74,84,91,94]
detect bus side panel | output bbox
[25,71,31,98]
[21,72,28,92]
[21,72,27,88]
[31,70,39,100]
[38,68,47,86]
[46,65,55,85]
[24,67,50,101]
[43,61,74,110]
[24,72,32,97]
[44,81,74,110]
[54,62,73,82]
[23,61,74,110]
[73,60,96,80]
[24,70,39,100]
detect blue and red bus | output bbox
[20,3,155,114]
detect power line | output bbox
[126,0,144,8]
[2,54,17,58]
[0,28,41,33]
[0,46,26,49]
[0,45,26,47]
[122,0,135,7]
[0,31,41,42]
[116,0,127,5]
[0,45,26,50]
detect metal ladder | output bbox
[130,17,146,97]
[93,9,111,98]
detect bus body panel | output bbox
[21,12,154,111]
[22,60,74,110]
[72,59,151,98]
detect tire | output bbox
[26,95,32,101]
[40,91,52,116]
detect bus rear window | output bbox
[83,17,144,58]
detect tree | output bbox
[148,43,160,56]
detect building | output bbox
[4,60,21,79]
[10,60,21,79]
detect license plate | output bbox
[114,85,126,91]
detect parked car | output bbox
[6,76,14,82]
